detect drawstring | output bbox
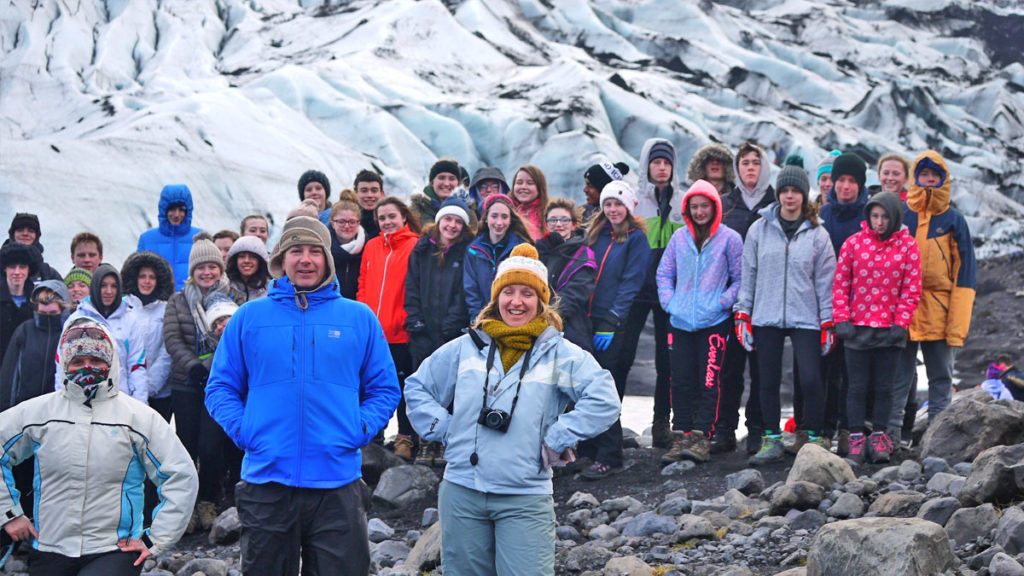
[295,292,308,310]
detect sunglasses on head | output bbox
[62,326,109,343]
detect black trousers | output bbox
[716,329,763,434]
[754,327,823,433]
[617,298,672,423]
[794,343,848,435]
[172,388,240,503]
[577,329,630,468]
[236,480,370,576]
[29,550,141,576]
[389,343,414,438]
[148,395,173,422]
[845,347,899,435]
[669,321,730,435]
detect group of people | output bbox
[0,137,999,575]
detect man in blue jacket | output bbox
[137,184,202,291]
[205,212,401,576]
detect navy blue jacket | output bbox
[404,236,470,365]
[820,186,869,256]
[464,232,528,323]
[721,185,775,241]
[536,231,597,351]
[587,225,651,332]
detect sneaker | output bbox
[680,430,710,463]
[431,442,446,468]
[414,443,433,467]
[807,432,831,451]
[846,433,866,465]
[196,500,218,532]
[784,430,809,454]
[660,431,689,465]
[749,433,785,466]
[581,461,618,481]
[836,429,851,457]
[393,435,414,462]
[745,428,763,455]
[652,419,672,449]
[867,431,893,463]
[710,429,737,454]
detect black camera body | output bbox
[477,407,512,433]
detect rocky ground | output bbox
[956,252,1024,389]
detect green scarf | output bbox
[480,317,548,373]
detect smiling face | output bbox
[99,275,118,307]
[67,281,89,303]
[236,253,260,279]
[72,241,101,272]
[879,160,908,194]
[431,172,458,200]
[833,175,860,204]
[376,203,406,236]
[303,181,327,211]
[192,262,222,290]
[13,227,36,245]
[583,179,600,205]
[437,214,464,245]
[242,217,269,243]
[136,266,157,296]
[818,172,833,197]
[330,209,360,242]
[778,186,804,219]
[546,207,575,240]
[738,151,761,189]
[602,197,628,226]
[486,203,511,243]
[512,170,539,204]
[688,195,715,227]
[477,180,502,202]
[166,205,186,226]
[498,284,539,328]
[5,264,28,293]
[869,205,890,236]
[283,245,326,290]
[355,181,383,212]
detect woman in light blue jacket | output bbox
[656,180,743,465]
[405,244,620,576]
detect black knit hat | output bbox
[775,165,810,201]
[8,213,41,239]
[584,162,630,194]
[830,153,867,193]
[429,159,460,182]
[298,170,331,202]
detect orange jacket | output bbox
[357,225,420,343]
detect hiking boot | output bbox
[710,429,737,454]
[414,443,433,467]
[807,432,830,451]
[431,442,446,468]
[784,430,809,454]
[845,432,866,465]
[749,433,785,466]
[836,429,851,457]
[680,430,711,463]
[867,431,893,463]
[581,461,618,481]
[660,431,690,466]
[196,500,218,532]
[745,428,763,455]
[651,419,672,449]
[393,435,414,462]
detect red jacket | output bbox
[357,225,419,343]
[833,222,922,329]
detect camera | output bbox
[477,407,512,433]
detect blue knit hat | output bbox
[816,150,842,182]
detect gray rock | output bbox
[806,517,954,576]
[871,465,902,483]
[175,559,228,576]
[372,465,438,509]
[990,552,1024,576]
[691,500,729,515]
[786,444,856,489]
[621,511,677,537]
[568,508,592,526]
[996,506,1024,555]
[866,490,926,517]
[602,555,654,576]
[898,459,923,481]
[556,525,580,540]
[726,469,765,495]
[774,570,808,576]
[919,389,1024,464]
[661,460,696,475]
[399,522,441,572]
[405,529,421,547]
[969,543,1006,569]
[361,442,409,485]
[789,509,827,531]
[371,540,411,568]
[946,503,1000,546]
[954,462,974,476]
[657,496,691,516]
[622,427,640,449]
[676,514,717,541]
[208,506,241,545]
[917,497,962,527]
[927,472,965,495]
[421,507,439,527]
[368,517,396,543]
[770,481,826,515]
[589,524,620,541]
[923,456,953,480]
[563,543,614,572]
[843,480,873,496]
[159,554,195,573]
[568,491,601,508]
[602,496,646,515]
[827,493,865,519]
[958,443,1024,506]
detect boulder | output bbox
[372,540,411,568]
[399,522,441,572]
[770,481,826,515]
[990,552,1024,576]
[657,496,691,516]
[421,507,439,527]
[208,506,241,545]
[589,524,620,541]
[676,514,717,541]
[898,460,923,481]
[806,517,955,576]
[602,555,654,576]
[368,517,396,543]
[568,491,600,508]
[958,443,1024,506]
[661,460,697,475]
[919,389,1024,464]
[562,543,614,572]
[916,497,961,527]
[926,472,965,496]
[362,442,409,485]
[621,511,677,537]
[175,559,228,576]
[995,506,1024,555]
[786,444,855,489]
[372,465,438,509]
[788,509,827,531]
[866,490,926,517]
[827,493,864,519]
[944,503,1000,546]
[601,496,645,514]
[726,469,765,496]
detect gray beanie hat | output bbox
[775,165,810,200]
[188,232,224,278]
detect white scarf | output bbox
[340,226,366,255]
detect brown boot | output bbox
[784,430,809,455]
[836,430,851,457]
[196,500,218,531]
[394,435,414,462]
[680,430,711,463]
[660,431,689,465]
[652,419,672,449]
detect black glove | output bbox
[188,364,210,388]
[835,321,855,341]
[887,325,908,347]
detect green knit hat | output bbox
[64,267,93,287]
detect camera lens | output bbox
[485,411,503,429]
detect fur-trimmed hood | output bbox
[687,143,735,189]
[121,251,175,301]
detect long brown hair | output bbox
[375,196,422,235]
[585,204,646,245]
[423,221,474,266]
[478,198,534,245]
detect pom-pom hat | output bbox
[490,244,550,305]
[599,181,639,213]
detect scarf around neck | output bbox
[480,316,548,372]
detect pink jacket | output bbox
[832,222,922,329]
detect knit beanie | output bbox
[429,159,460,182]
[584,162,630,194]
[205,297,239,332]
[60,319,114,367]
[816,150,842,181]
[8,213,41,239]
[435,196,471,226]
[775,165,810,201]
[268,213,335,286]
[227,235,270,264]
[482,193,515,216]
[648,141,675,166]
[830,153,867,192]
[188,232,224,278]
[64,267,93,287]
[599,181,639,213]
[288,198,321,220]
[490,244,550,305]
[298,170,331,202]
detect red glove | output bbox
[821,321,836,356]
[734,312,754,352]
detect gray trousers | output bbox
[438,480,556,576]
[888,340,958,437]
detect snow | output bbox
[2,0,1024,272]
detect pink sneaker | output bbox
[868,431,893,463]
[846,433,866,465]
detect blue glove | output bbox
[593,331,614,351]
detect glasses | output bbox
[546,217,572,225]
[62,325,109,342]
[331,219,359,227]
[478,182,502,192]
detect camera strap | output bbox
[480,340,534,418]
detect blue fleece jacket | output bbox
[204,277,400,489]
[137,185,201,290]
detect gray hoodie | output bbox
[734,204,836,330]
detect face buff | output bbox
[67,365,110,403]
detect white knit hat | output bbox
[491,244,550,305]
[205,298,239,332]
[599,180,638,213]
